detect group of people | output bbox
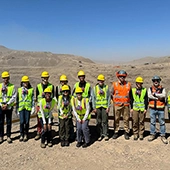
[0,69,169,149]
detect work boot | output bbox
[23,135,28,142]
[98,136,104,141]
[41,143,46,148]
[60,140,65,147]
[112,133,118,139]
[124,132,129,140]
[7,137,12,143]
[48,142,53,147]
[0,137,3,144]
[161,136,168,144]
[148,135,155,142]
[35,133,41,140]
[76,142,82,148]
[104,136,109,141]
[19,136,23,142]
[133,134,138,141]
[65,140,70,147]
[82,143,89,148]
[139,135,144,140]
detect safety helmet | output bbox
[44,87,52,93]
[21,76,29,82]
[135,76,143,83]
[62,85,69,91]
[116,70,127,77]
[75,87,83,93]
[41,71,49,78]
[1,71,10,78]
[60,74,68,81]
[97,74,105,81]
[152,75,161,81]
[78,70,85,77]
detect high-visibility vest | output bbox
[58,95,72,119]
[94,84,108,109]
[112,81,131,106]
[0,83,15,106]
[132,88,147,111]
[149,85,165,109]
[74,82,91,98]
[37,83,53,102]
[71,97,91,120]
[18,87,34,111]
[40,98,56,118]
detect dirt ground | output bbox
[1,111,170,170]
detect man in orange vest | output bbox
[111,70,131,140]
[148,76,168,144]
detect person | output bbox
[72,70,92,109]
[148,76,168,144]
[34,71,54,140]
[39,87,56,148]
[92,74,111,141]
[16,76,35,142]
[0,71,16,144]
[111,70,131,140]
[58,85,72,147]
[129,76,148,140]
[71,87,91,148]
[166,90,170,120]
[56,74,71,100]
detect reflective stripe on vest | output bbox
[149,85,165,109]
[58,95,72,119]
[94,85,108,109]
[0,83,14,106]
[132,88,146,111]
[74,82,90,98]
[18,87,33,111]
[71,97,91,120]
[37,83,53,102]
[112,81,131,106]
[40,98,56,118]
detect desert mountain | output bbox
[0,45,170,90]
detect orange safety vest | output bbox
[149,85,165,109]
[112,81,131,106]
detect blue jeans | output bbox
[0,107,12,137]
[19,109,31,136]
[150,108,166,136]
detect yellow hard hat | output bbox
[21,76,29,82]
[136,76,143,83]
[60,74,68,81]
[62,85,69,91]
[41,71,49,78]
[75,87,83,93]
[97,74,105,81]
[78,70,85,77]
[1,71,10,78]
[44,87,52,93]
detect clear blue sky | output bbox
[0,0,170,61]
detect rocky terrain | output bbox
[0,45,170,170]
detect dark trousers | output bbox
[40,118,52,144]
[59,118,71,141]
[96,107,108,137]
[19,109,31,137]
[0,108,12,137]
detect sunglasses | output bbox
[63,90,69,93]
[152,80,160,82]
[119,76,126,78]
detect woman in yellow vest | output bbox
[129,77,148,140]
[39,87,56,148]
[71,87,91,148]
[58,85,72,147]
[16,76,34,142]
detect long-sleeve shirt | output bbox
[91,84,111,109]
[129,88,148,110]
[72,99,90,121]
[148,87,166,100]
